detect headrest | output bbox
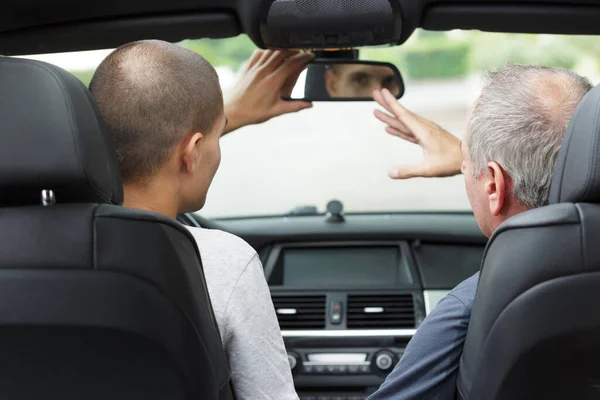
[0,57,123,206]
[550,84,600,204]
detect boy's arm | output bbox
[221,254,299,400]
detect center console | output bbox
[286,341,408,399]
[264,241,426,399]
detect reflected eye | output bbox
[351,72,370,87]
[382,76,398,92]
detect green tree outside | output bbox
[181,34,257,70]
[68,30,600,86]
[71,70,96,86]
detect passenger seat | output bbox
[457,84,600,400]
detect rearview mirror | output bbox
[286,60,404,102]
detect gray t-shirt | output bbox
[186,226,298,400]
[368,272,480,400]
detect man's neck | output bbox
[490,199,531,236]
[122,178,180,220]
[502,197,530,220]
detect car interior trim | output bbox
[0,12,240,56]
[202,213,487,251]
[422,4,600,35]
[281,329,416,338]
[178,213,202,228]
[423,290,450,315]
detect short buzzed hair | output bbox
[90,40,223,183]
[467,64,592,208]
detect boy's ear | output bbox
[181,132,204,173]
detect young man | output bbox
[367,65,593,399]
[89,40,314,399]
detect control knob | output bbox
[287,352,299,371]
[374,351,396,372]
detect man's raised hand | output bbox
[373,88,463,179]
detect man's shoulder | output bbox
[367,275,479,400]
[446,272,480,311]
[185,226,258,276]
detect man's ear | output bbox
[181,132,204,174]
[486,161,508,216]
[325,70,337,96]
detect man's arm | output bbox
[372,88,464,179]
[223,49,314,135]
[368,294,471,400]
[221,254,298,400]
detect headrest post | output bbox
[41,190,56,206]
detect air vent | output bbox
[272,295,326,330]
[347,294,415,329]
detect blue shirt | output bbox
[367,272,480,400]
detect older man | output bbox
[367,65,593,399]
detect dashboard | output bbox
[182,212,486,399]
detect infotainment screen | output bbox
[282,246,405,287]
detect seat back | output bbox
[457,84,600,400]
[0,57,233,399]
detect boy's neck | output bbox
[122,177,179,220]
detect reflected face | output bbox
[325,64,400,98]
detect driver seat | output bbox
[0,57,233,399]
[457,83,600,400]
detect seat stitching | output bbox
[575,204,587,271]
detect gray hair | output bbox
[466,64,593,208]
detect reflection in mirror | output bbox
[287,60,404,102]
[325,64,400,98]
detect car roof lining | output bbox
[2,0,600,55]
[422,3,600,35]
[0,12,241,56]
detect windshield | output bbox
[18,30,600,218]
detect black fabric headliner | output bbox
[2,0,600,55]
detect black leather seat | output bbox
[457,84,600,400]
[0,57,233,399]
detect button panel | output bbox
[299,396,368,400]
[303,362,370,375]
[330,300,343,325]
